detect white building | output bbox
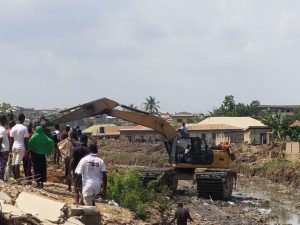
[188,117,271,145]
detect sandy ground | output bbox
[2,140,298,224]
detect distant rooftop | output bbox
[259,105,300,109]
[172,111,193,117]
[119,125,154,131]
[188,124,241,131]
[289,120,300,127]
[195,117,267,130]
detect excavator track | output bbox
[195,169,237,200]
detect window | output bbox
[177,119,183,123]
[212,133,216,140]
[99,127,105,133]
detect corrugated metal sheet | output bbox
[188,124,241,131]
[119,125,154,131]
[197,117,267,130]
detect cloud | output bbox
[1,0,300,112]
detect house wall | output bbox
[120,131,164,142]
[244,128,271,144]
[189,131,217,145]
[189,130,244,145]
[285,142,300,162]
[171,116,194,127]
[224,132,244,144]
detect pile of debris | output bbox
[0,190,100,225]
[0,180,149,225]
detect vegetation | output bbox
[209,95,260,117]
[261,109,290,143]
[192,113,206,123]
[255,159,295,170]
[107,169,171,220]
[143,96,160,114]
[0,102,12,115]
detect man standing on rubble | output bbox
[69,134,89,204]
[9,113,29,180]
[75,144,107,206]
[0,115,9,180]
[169,203,194,225]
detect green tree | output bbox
[262,109,290,143]
[249,100,261,116]
[143,96,160,114]
[0,102,12,114]
[192,113,206,123]
[209,95,260,117]
[291,106,300,121]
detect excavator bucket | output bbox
[46,98,119,125]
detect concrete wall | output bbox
[286,142,300,154]
[189,131,217,145]
[244,128,271,144]
[189,130,243,145]
[171,116,194,127]
[120,131,164,142]
[285,142,300,162]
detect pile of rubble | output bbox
[0,190,100,225]
[0,181,148,225]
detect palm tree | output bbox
[143,96,160,114]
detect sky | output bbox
[1,0,300,113]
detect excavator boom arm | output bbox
[43,98,177,139]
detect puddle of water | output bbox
[269,207,300,225]
[237,176,300,225]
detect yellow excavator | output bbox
[41,97,236,200]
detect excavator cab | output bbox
[169,137,214,168]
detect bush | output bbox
[107,169,171,220]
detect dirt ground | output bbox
[2,140,299,224]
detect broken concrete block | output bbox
[1,203,23,216]
[66,205,101,225]
[0,192,12,204]
[63,217,85,225]
[15,192,65,223]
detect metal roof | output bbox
[196,117,267,130]
[188,124,242,131]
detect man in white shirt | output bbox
[75,144,107,206]
[0,115,9,180]
[9,113,29,179]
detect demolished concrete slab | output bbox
[15,192,65,223]
[0,192,12,204]
[66,205,101,225]
[0,203,23,217]
[63,217,85,225]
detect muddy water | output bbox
[236,175,300,225]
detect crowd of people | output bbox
[0,113,107,206]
